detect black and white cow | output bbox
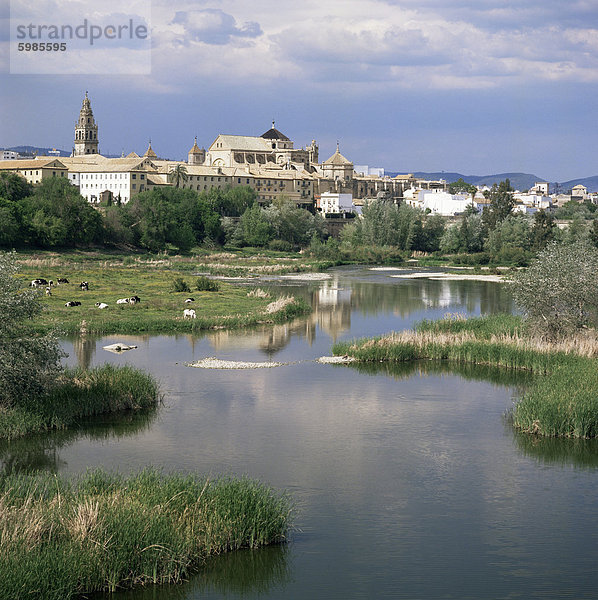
[65,301,82,307]
[31,278,48,288]
[79,281,89,291]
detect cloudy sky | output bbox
[1,0,597,181]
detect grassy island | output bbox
[333,314,598,438]
[0,364,161,440]
[0,469,292,599]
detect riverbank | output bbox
[333,314,598,438]
[0,469,292,599]
[15,250,311,335]
[0,364,161,440]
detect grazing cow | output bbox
[79,281,89,291]
[129,296,141,304]
[65,301,81,307]
[31,278,48,288]
[45,287,52,296]
[57,278,69,284]
[185,297,195,303]
[95,302,109,309]
[116,298,129,304]
[183,308,196,319]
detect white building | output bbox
[318,192,356,215]
[407,190,473,216]
[1,150,19,160]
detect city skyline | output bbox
[1,0,597,181]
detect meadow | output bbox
[0,469,293,599]
[333,314,598,438]
[15,249,313,335]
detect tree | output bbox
[481,179,514,233]
[448,178,476,195]
[0,172,32,202]
[508,241,598,340]
[239,204,274,247]
[0,252,64,408]
[168,164,188,189]
[530,209,557,251]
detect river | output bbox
[3,266,598,599]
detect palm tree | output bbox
[168,164,188,189]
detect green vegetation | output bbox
[15,251,311,335]
[333,313,598,438]
[508,241,598,340]
[0,364,161,440]
[0,469,293,599]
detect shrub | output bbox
[170,277,190,293]
[508,241,598,340]
[195,276,220,292]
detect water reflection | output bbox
[109,546,291,600]
[512,431,598,468]
[0,411,157,476]
[346,359,536,388]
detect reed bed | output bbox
[0,469,293,599]
[0,364,161,440]
[333,314,598,438]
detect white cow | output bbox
[116,298,129,304]
[183,308,196,319]
[95,302,109,309]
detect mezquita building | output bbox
[0,93,438,212]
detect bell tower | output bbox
[74,91,99,156]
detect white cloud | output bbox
[125,0,598,92]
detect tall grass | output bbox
[0,469,293,599]
[333,314,598,439]
[0,364,161,440]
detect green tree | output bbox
[448,178,477,195]
[239,204,274,247]
[530,209,557,251]
[0,172,32,202]
[485,214,531,257]
[509,241,598,340]
[19,178,103,247]
[481,179,514,233]
[167,164,188,189]
[588,218,598,249]
[0,252,64,408]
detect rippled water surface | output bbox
[4,267,598,599]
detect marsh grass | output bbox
[0,469,293,599]
[0,365,161,440]
[333,314,598,438]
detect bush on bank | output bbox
[0,364,161,440]
[0,469,293,599]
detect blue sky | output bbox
[1,0,597,181]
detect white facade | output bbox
[319,192,355,214]
[418,191,473,216]
[77,171,136,203]
[1,151,19,160]
[513,193,552,209]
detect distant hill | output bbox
[387,171,546,191]
[559,176,598,193]
[5,145,71,157]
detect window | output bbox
[140,174,145,180]
[132,174,136,179]
[132,184,136,190]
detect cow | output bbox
[129,296,141,304]
[95,302,109,309]
[185,297,195,303]
[65,301,81,307]
[79,282,89,291]
[31,278,48,288]
[57,278,69,285]
[116,298,129,304]
[45,287,52,296]
[183,308,196,319]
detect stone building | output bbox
[73,92,99,156]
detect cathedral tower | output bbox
[74,92,99,156]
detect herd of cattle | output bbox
[30,278,197,318]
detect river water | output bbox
[3,266,598,599]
